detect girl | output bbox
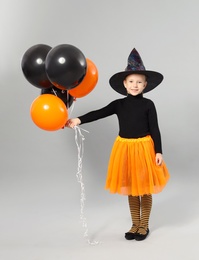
[66,48,170,241]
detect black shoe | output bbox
[125,232,136,240]
[135,228,149,241]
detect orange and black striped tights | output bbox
[128,194,152,235]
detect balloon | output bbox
[21,44,53,89]
[69,58,98,98]
[30,94,68,131]
[45,44,87,90]
[41,87,74,108]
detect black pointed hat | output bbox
[109,48,163,95]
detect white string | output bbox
[68,99,75,117]
[74,126,100,245]
[51,88,57,96]
[51,87,74,115]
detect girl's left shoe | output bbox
[134,228,149,241]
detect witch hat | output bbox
[109,48,163,95]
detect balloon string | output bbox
[51,88,57,96]
[68,99,75,117]
[66,91,70,109]
[74,126,100,245]
[51,87,71,111]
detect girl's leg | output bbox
[136,194,152,237]
[127,195,140,233]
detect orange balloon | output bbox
[30,94,68,131]
[68,58,98,98]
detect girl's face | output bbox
[123,74,147,96]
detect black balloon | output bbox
[41,86,74,108]
[21,44,53,89]
[45,44,87,90]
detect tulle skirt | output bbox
[105,135,170,196]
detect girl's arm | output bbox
[148,101,162,154]
[148,101,164,165]
[66,100,118,128]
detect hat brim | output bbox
[109,70,163,95]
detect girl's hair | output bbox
[124,73,148,81]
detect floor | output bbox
[0,169,198,260]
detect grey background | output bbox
[1,0,199,259]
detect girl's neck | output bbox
[127,93,143,99]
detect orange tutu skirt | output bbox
[105,135,170,196]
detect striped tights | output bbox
[128,194,152,235]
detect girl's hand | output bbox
[66,118,81,128]
[155,153,163,166]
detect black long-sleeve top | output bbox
[78,93,162,153]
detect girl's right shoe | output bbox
[125,232,136,240]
